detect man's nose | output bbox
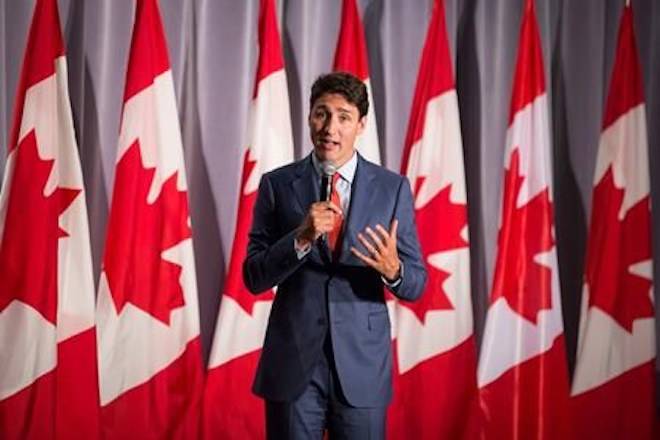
[325,115,339,135]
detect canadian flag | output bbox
[0,0,99,438]
[202,0,293,437]
[387,0,477,438]
[476,1,570,438]
[96,0,203,438]
[570,3,656,439]
[333,0,380,164]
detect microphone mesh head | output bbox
[321,162,337,176]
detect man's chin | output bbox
[314,148,340,164]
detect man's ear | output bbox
[357,115,367,135]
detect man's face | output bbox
[308,93,365,167]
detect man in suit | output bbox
[243,72,427,439]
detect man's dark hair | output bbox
[309,72,369,118]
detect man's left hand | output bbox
[350,219,401,281]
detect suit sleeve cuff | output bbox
[294,237,312,260]
[381,262,403,289]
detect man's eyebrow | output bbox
[312,104,354,114]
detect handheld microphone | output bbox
[319,162,337,245]
[319,162,337,202]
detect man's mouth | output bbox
[318,138,339,148]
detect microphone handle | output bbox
[319,174,332,244]
[320,174,331,202]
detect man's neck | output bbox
[312,151,357,171]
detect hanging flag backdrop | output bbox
[203,0,294,437]
[0,0,99,438]
[0,0,659,437]
[475,0,571,438]
[388,0,478,438]
[95,0,204,438]
[333,0,381,164]
[570,3,656,439]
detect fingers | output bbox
[389,219,398,240]
[324,201,343,215]
[357,224,392,262]
[353,222,400,277]
[355,224,393,255]
[350,246,378,267]
[312,201,343,218]
[374,224,392,245]
[310,201,341,215]
[298,202,343,241]
[365,227,385,250]
[312,212,338,234]
[309,203,342,232]
[357,232,380,256]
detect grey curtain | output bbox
[1,0,659,412]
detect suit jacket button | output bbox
[317,318,326,326]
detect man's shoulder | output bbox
[262,156,310,183]
[358,156,406,188]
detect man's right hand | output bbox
[295,201,343,246]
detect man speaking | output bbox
[243,72,427,439]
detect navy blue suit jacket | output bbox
[243,153,427,408]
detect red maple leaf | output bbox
[586,167,653,332]
[103,141,191,325]
[490,149,554,324]
[0,130,80,324]
[399,177,468,323]
[223,150,275,314]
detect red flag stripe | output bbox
[100,339,204,439]
[571,4,655,437]
[203,350,265,438]
[571,362,655,439]
[507,0,545,124]
[0,329,100,439]
[400,0,454,174]
[8,0,64,153]
[332,0,381,164]
[123,0,171,102]
[333,0,370,80]
[478,337,570,439]
[253,0,285,96]
[389,336,478,439]
[602,5,645,129]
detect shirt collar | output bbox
[311,151,358,184]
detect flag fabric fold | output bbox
[333,0,380,164]
[202,0,294,437]
[388,0,477,438]
[570,4,656,439]
[96,0,203,438]
[0,0,99,438]
[475,1,570,438]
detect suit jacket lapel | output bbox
[291,155,317,213]
[290,155,331,264]
[340,155,376,265]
